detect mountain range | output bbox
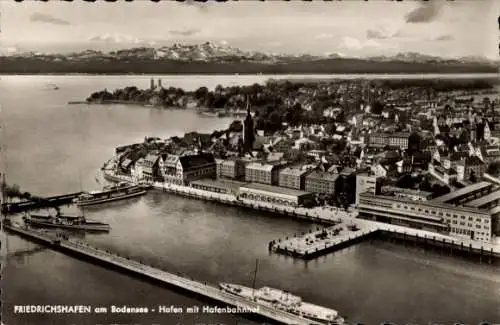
[4,41,499,65]
[1,42,498,74]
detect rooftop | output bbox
[360,192,489,215]
[191,178,246,190]
[306,171,339,182]
[430,181,494,204]
[280,167,311,177]
[246,162,276,172]
[240,182,311,197]
[465,189,500,208]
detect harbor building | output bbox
[239,183,314,207]
[338,167,357,204]
[304,171,339,195]
[219,157,250,180]
[278,167,313,190]
[245,162,281,186]
[355,173,383,205]
[431,181,496,205]
[190,179,246,196]
[160,153,216,185]
[358,192,493,243]
[215,158,224,179]
[132,151,164,183]
[381,186,433,202]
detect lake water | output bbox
[1,74,499,325]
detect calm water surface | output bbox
[1,75,499,325]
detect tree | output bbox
[194,86,209,100]
[370,100,384,115]
[396,174,414,189]
[228,120,243,133]
[458,130,470,144]
[487,161,500,176]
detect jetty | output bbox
[4,222,321,325]
[270,218,500,262]
[1,192,83,214]
[271,224,378,259]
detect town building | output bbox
[245,162,281,185]
[305,171,339,195]
[455,156,486,181]
[160,153,216,185]
[190,179,246,196]
[381,186,433,201]
[368,132,410,150]
[239,183,314,207]
[219,157,248,180]
[355,173,383,205]
[278,167,313,190]
[428,160,458,185]
[358,192,492,242]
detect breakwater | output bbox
[3,222,322,325]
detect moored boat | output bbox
[218,282,345,325]
[73,182,148,206]
[23,212,110,232]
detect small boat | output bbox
[44,83,59,90]
[23,211,110,232]
[73,182,148,207]
[198,110,218,118]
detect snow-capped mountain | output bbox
[368,52,498,65]
[4,42,498,66]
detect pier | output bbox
[270,219,500,262]
[4,223,320,325]
[270,224,378,259]
[1,192,83,214]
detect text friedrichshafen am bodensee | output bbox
[13,304,259,314]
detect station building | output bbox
[239,183,314,207]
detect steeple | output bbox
[246,95,251,116]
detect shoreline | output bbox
[2,72,499,77]
[101,168,500,261]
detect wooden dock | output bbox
[4,223,321,325]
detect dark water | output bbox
[1,75,499,325]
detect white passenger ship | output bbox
[218,283,345,325]
[73,182,148,206]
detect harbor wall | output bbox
[103,170,500,262]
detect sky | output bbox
[1,0,499,59]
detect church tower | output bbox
[243,96,255,154]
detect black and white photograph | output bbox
[1,1,499,325]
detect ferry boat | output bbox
[22,212,110,232]
[218,283,345,325]
[73,182,148,207]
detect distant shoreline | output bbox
[1,57,498,75]
[1,72,499,76]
